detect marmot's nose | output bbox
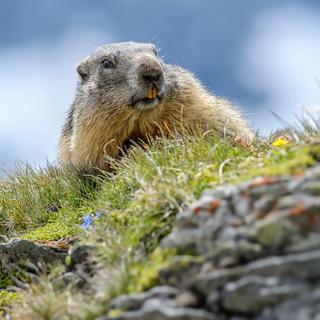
[142,70,161,84]
[139,64,164,90]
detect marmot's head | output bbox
[76,42,171,111]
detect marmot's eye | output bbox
[101,58,115,68]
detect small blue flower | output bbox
[81,212,103,229]
[81,214,94,229]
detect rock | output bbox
[159,256,204,289]
[161,228,204,255]
[253,194,278,216]
[195,249,320,296]
[110,286,180,311]
[305,165,320,180]
[52,272,86,290]
[0,239,67,273]
[258,288,320,320]
[221,276,303,313]
[70,244,94,265]
[248,183,288,201]
[232,194,251,218]
[174,291,199,308]
[277,194,320,213]
[69,244,97,275]
[103,298,216,320]
[286,233,320,253]
[296,181,320,195]
[254,217,296,248]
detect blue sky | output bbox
[0,0,319,171]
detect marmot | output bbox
[59,42,253,172]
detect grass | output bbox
[0,163,97,238]
[1,122,320,318]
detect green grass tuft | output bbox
[0,163,97,238]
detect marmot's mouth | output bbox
[130,93,163,108]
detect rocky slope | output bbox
[100,164,320,320]
[2,162,320,319]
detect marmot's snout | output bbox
[139,61,164,93]
[130,56,165,108]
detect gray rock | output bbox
[305,165,320,180]
[0,239,67,272]
[110,286,180,311]
[52,272,86,290]
[69,244,96,275]
[174,291,199,308]
[254,216,296,248]
[202,185,236,200]
[159,256,204,289]
[246,249,320,279]
[194,249,320,296]
[232,194,251,217]
[221,276,302,313]
[257,288,320,320]
[206,240,263,267]
[70,244,94,265]
[248,183,288,201]
[277,194,320,213]
[286,233,320,253]
[104,298,216,320]
[253,194,278,215]
[161,228,205,254]
[296,181,320,195]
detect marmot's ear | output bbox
[76,58,90,81]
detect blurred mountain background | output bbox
[0,0,319,171]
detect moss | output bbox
[0,291,22,311]
[107,309,124,318]
[21,213,81,241]
[127,248,176,293]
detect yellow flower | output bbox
[272,136,290,148]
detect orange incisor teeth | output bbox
[148,86,157,99]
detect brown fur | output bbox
[59,42,253,172]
